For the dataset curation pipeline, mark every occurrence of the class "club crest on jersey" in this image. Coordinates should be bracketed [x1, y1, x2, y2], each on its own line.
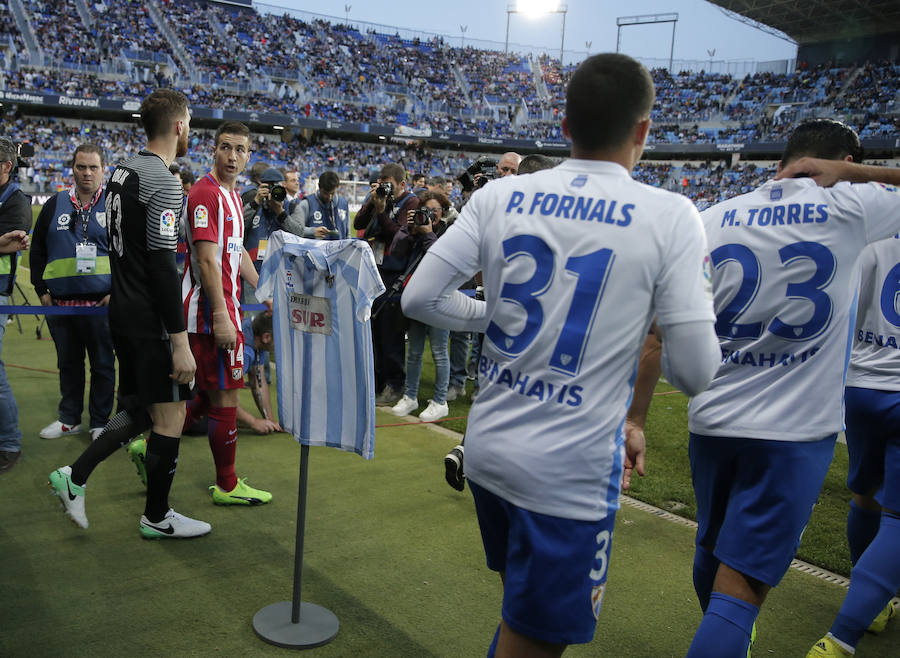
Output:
[193, 204, 209, 228]
[231, 367, 242, 380]
[591, 584, 606, 620]
[159, 209, 177, 237]
[95, 211, 106, 228]
[56, 213, 71, 230]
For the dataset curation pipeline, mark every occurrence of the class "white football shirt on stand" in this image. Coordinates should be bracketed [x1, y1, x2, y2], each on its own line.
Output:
[847, 235, 900, 391]
[690, 179, 900, 441]
[427, 159, 715, 521]
[257, 231, 385, 459]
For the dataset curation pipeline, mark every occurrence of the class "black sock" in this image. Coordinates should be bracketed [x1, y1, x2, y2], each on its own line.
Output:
[143, 431, 180, 522]
[70, 410, 153, 485]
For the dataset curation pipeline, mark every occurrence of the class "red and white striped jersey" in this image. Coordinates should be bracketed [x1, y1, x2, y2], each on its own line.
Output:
[182, 173, 244, 334]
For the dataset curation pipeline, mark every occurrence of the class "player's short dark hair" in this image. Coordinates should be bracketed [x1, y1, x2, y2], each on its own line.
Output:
[179, 168, 195, 185]
[252, 312, 273, 338]
[781, 119, 863, 166]
[72, 143, 103, 167]
[380, 163, 406, 184]
[168, 162, 180, 174]
[518, 154, 555, 175]
[139, 89, 189, 141]
[319, 171, 340, 192]
[565, 53, 655, 152]
[214, 121, 251, 147]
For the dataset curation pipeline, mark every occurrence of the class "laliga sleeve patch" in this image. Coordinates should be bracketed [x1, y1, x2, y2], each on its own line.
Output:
[159, 209, 177, 237]
[193, 204, 209, 228]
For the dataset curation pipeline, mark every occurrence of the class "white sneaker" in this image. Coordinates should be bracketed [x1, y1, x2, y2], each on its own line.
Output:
[390, 395, 419, 417]
[419, 400, 449, 422]
[40, 420, 83, 439]
[139, 509, 212, 539]
[48, 465, 88, 528]
[89, 427, 104, 441]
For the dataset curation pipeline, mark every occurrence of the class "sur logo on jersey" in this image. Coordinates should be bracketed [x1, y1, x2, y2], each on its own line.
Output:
[194, 204, 209, 228]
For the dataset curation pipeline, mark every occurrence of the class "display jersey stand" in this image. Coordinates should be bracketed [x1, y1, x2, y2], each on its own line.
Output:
[253, 443, 339, 649]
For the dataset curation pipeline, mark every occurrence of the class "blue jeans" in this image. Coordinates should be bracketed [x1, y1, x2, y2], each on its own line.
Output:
[0, 295, 21, 451]
[46, 312, 116, 428]
[448, 331, 470, 389]
[405, 320, 450, 404]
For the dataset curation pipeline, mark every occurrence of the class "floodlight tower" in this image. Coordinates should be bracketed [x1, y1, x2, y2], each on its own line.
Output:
[505, 1, 568, 65]
[616, 13, 679, 71]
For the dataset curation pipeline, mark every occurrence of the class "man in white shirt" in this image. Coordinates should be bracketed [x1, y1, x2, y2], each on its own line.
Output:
[403, 53, 719, 658]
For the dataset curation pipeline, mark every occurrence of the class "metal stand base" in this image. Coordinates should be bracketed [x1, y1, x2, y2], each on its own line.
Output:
[253, 601, 339, 649]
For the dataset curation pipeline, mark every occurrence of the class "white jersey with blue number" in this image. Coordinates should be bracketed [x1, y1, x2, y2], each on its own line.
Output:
[428, 159, 715, 521]
[256, 231, 385, 459]
[690, 178, 900, 441]
[847, 236, 900, 391]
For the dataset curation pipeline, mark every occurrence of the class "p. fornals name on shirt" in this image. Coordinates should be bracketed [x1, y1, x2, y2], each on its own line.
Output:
[505, 192, 634, 226]
[719, 203, 829, 228]
[719, 345, 820, 368]
[478, 356, 584, 406]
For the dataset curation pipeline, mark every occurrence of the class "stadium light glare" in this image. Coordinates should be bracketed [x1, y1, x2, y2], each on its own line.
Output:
[130, 113, 141, 118]
[273, 125, 284, 130]
[516, 0, 559, 17]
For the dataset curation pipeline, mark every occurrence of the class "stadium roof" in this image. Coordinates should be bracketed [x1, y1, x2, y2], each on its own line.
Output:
[707, 0, 900, 45]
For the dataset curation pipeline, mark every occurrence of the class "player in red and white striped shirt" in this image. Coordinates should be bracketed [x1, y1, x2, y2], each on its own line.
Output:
[182, 121, 272, 507]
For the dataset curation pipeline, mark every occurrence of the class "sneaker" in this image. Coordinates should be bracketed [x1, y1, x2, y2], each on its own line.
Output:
[445, 384, 463, 402]
[390, 395, 419, 417]
[209, 477, 273, 505]
[128, 437, 147, 487]
[48, 466, 88, 528]
[806, 635, 852, 657]
[375, 385, 402, 406]
[40, 420, 83, 439]
[419, 400, 449, 422]
[868, 600, 897, 633]
[139, 508, 211, 539]
[89, 427, 104, 441]
[444, 445, 465, 491]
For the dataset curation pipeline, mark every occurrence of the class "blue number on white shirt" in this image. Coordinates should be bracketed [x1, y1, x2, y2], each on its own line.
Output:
[486, 234, 614, 377]
[712, 241, 836, 341]
[879, 262, 900, 328]
[710, 244, 763, 340]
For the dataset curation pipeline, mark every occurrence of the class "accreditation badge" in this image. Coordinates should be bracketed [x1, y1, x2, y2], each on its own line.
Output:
[75, 242, 98, 273]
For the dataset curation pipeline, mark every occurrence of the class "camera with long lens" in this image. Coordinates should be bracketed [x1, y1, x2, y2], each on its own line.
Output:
[457, 155, 498, 192]
[374, 181, 394, 200]
[270, 184, 287, 203]
[413, 206, 436, 226]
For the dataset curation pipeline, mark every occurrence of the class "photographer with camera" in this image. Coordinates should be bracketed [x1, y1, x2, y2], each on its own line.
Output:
[0, 137, 32, 474]
[353, 163, 419, 405]
[284, 171, 349, 240]
[243, 167, 288, 275]
[388, 190, 453, 422]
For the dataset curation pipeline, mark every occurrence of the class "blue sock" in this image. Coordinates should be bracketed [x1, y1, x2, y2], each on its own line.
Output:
[847, 500, 881, 565]
[693, 545, 720, 612]
[686, 592, 759, 658]
[486, 624, 500, 658]
[831, 512, 900, 648]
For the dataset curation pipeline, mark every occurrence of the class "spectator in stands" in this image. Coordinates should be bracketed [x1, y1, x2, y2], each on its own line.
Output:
[411, 173, 426, 192]
[0, 136, 32, 474]
[31, 143, 115, 442]
[285, 171, 349, 240]
[282, 169, 301, 210]
[354, 162, 419, 405]
[497, 151, 521, 176]
[389, 190, 452, 422]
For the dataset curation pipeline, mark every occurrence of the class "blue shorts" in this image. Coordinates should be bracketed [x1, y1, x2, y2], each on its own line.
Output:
[689, 432, 836, 588]
[469, 480, 614, 645]
[845, 386, 900, 511]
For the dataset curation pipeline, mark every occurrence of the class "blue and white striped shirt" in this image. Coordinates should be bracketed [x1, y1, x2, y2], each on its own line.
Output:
[257, 231, 385, 459]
